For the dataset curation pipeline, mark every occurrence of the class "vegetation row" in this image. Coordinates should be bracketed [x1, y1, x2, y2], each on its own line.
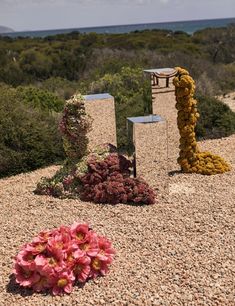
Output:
[0, 26, 235, 177]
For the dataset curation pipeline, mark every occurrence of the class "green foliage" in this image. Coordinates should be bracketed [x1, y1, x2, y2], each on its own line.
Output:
[196, 95, 235, 139]
[16, 86, 65, 112]
[19, 48, 53, 79]
[88, 67, 152, 148]
[0, 83, 64, 178]
[0, 26, 235, 91]
[0, 26, 235, 178]
[193, 25, 235, 63]
[39, 77, 78, 100]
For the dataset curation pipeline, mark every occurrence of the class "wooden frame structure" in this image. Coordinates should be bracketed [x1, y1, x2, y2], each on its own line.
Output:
[144, 68, 177, 102]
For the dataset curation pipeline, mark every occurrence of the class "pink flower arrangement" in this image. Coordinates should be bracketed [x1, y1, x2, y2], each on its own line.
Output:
[13, 222, 115, 295]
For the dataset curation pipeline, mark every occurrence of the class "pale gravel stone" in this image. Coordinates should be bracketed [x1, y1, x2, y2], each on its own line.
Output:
[0, 133, 234, 306]
[84, 94, 117, 150]
[0, 86, 234, 305]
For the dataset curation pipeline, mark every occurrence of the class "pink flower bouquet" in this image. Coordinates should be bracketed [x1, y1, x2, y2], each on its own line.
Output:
[13, 222, 115, 295]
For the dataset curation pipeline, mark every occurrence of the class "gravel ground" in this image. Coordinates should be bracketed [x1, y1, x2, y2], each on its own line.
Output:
[85, 94, 117, 150]
[0, 133, 234, 306]
[0, 88, 234, 305]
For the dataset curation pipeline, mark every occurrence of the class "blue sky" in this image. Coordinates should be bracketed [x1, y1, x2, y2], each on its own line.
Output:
[1, 0, 235, 31]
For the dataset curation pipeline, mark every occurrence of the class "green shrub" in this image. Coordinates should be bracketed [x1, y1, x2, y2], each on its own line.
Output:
[39, 77, 78, 100]
[0, 83, 64, 178]
[16, 85, 65, 112]
[196, 95, 235, 139]
[19, 48, 53, 79]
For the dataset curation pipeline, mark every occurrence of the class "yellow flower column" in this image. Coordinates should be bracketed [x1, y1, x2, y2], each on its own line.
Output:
[173, 67, 231, 175]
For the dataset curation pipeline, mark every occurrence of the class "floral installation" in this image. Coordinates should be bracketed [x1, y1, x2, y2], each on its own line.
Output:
[35, 144, 155, 204]
[35, 92, 156, 204]
[13, 222, 115, 295]
[59, 94, 92, 162]
[173, 67, 231, 175]
[79, 149, 155, 204]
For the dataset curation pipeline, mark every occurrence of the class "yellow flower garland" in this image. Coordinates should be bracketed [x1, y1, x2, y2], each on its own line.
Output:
[173, 67, 231, 175]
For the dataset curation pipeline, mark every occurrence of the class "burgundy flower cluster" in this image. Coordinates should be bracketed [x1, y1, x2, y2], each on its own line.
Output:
[13, 222, 115, 295]
[80, 153, 155, 204]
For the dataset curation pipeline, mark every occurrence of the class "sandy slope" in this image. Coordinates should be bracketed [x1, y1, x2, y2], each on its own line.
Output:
[0, 87, 234, 305]
[0, 132, 234, 306]
[218, 92, 235, 112]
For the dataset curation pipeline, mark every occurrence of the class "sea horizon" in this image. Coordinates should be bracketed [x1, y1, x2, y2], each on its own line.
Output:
[2, 16, 235, 38]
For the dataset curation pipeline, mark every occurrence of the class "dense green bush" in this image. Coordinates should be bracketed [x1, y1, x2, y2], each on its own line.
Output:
[16, 86, 65, 112]
[196, 95, 235, 139]
[19, 48, 53, 79]
[39, 77, 78, 100]
[0, 84, 64, 178]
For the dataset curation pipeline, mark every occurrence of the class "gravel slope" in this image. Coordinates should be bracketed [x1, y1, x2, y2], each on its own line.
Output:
[1, 88, 235, 305]
[0, 133, 234, 306]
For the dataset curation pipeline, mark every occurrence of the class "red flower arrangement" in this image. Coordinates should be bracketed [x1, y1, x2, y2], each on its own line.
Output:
[13, 222, 115, 295]
[80, 153, 155, 204]
[35, 144, 156, 205]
